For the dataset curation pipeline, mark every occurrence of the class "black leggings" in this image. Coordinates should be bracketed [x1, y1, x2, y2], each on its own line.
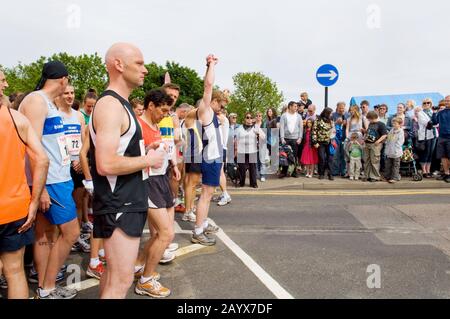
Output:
[318, 143, 332, 176]
[237, 153, 257, 187]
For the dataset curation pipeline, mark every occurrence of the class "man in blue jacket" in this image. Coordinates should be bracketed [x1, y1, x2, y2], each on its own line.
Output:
[432, 98, 450, 183]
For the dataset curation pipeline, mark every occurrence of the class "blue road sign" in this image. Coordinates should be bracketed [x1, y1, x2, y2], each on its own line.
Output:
[316, 64, 339, 87]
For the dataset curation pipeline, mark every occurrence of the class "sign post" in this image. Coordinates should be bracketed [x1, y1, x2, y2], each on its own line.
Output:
[316, 64, 339, 108]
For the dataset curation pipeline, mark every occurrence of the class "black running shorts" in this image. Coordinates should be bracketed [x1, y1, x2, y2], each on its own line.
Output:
[185, 163, 202, 174]
[437, 137, 450, 159]
[70, 167, 85, 189]
[93, 212, 147, 239]
[147, 175, 174, 209]
[0, 217, 34, 252]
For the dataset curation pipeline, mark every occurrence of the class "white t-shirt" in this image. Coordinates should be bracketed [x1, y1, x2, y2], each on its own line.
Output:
[286, 112, 297, 134]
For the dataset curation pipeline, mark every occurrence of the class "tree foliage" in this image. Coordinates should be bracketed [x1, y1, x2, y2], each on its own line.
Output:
[2, 53, 107, 100]
[2, 55, 204, 108]
[227, 72, 284, 122]
[131, 61, 204, 107]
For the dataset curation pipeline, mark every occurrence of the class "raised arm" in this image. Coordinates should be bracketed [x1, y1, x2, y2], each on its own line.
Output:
[198, 54, 218, 123]
[93, 96, 164, 176]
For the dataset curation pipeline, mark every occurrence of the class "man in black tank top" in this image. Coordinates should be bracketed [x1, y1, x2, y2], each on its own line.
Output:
[89, 43, 165, 299]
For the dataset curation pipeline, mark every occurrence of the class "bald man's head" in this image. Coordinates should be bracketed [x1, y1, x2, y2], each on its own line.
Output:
[105, 43, 148, 89]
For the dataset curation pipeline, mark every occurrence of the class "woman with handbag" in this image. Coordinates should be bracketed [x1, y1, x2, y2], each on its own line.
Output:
[417, 99, 438, 178]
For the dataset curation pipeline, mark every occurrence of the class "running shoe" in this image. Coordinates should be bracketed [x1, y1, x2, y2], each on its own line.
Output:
[182, 210, 197, 222]
[35, 286, 77, 299]
[204, 224, 220, 235]
[134, 267, 160, 281]
[191, 232, 216, 246]
[217, 194, 231, 207]
[135, 277, 171, 298]
[0, 275, 7, 289]
[81, 221, 93, 234]
[175, 204, 186, 213]
[86, 262, 104, 280]
[159, 250, 175, 264]
[28, 267, 65, 284]
[167, 243, 179, 252]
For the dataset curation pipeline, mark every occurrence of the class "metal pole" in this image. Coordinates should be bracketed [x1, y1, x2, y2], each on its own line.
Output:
[325, 87, 329, 108]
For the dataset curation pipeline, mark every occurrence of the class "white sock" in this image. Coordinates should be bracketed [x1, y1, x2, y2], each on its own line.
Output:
[194, 227, 203, 235]
[223, 191, 229, 198]
[202, 220, 209, 229]
[134, 265, 144, 273]
[38, 287, 55, 297]
[98, 249, 105, 258]
[90, 258, 100, 268]
[140, 276, 153, 284]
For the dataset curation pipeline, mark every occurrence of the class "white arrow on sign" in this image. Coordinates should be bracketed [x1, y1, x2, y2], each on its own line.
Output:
[317, 70, 338, 81]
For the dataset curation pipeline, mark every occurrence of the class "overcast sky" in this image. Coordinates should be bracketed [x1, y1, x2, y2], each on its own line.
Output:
[1, 0, 449, 109]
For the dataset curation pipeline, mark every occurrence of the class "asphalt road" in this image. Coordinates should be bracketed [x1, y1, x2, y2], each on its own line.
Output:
[4, 189, 450, 300]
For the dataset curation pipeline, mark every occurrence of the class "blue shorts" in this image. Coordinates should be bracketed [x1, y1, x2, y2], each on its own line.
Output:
[201, 161, 222, 187]
[44, 181, 77, 225]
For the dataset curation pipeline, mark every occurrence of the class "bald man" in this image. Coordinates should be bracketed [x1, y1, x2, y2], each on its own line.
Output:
[89, 43, 165, 299]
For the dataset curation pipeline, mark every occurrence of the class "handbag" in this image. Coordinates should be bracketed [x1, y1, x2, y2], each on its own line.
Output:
[415, 129, 427, 152]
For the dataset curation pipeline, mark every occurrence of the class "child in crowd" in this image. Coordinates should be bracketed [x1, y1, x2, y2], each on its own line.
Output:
[364, 111, 388, 182]
[384, 117, 405, 183]
[346, 132, 363, 180]
[301, 119, 319, 178]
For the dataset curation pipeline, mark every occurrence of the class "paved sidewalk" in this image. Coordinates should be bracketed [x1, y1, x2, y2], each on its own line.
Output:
[230, 175, 450, 191]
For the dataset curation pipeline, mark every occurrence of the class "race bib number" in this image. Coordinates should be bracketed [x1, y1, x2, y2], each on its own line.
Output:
[162, 138, 175, 157]
[66, 134, 82, 156]
[140, 140, 149, 180]
[57, 135, 71, 166]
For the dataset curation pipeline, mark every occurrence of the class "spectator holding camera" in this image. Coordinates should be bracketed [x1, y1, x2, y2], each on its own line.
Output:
[417, 98, 438, 178]
[432, 98, 450, 183]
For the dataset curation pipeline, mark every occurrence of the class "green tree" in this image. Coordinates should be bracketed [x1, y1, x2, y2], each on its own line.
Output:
[227, 72, 284, 122]
[3, 53, 107, 100]
[131, 61, 204, 107]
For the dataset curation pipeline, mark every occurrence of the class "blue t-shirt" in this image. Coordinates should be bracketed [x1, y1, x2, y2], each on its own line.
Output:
[433, 109, 450, 139]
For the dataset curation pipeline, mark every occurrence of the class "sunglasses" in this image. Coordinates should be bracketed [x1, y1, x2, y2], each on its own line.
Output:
[423, 102, 431, 105]
[246, 116, 253, 119]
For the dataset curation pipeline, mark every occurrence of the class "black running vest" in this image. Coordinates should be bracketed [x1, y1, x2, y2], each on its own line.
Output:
[89, 90, 148, 215]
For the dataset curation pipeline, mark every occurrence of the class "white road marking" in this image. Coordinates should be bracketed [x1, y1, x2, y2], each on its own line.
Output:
[66, 278, 99, 291]
[142, 221, 191, 235]
[175, 244, 207, 257]
[210, 219, 294, 299]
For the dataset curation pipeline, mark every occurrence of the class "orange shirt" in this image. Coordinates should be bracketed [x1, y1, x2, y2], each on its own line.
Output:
[138, 117, 161, 147]
[0, 106, 31, 225]
[138, 117, 170, 176]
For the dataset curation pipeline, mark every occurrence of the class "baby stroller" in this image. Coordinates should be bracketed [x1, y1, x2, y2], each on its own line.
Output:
[399, 137, 422, 182]
[279, 144, 296, 176]
[226, 162, 240, 187]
